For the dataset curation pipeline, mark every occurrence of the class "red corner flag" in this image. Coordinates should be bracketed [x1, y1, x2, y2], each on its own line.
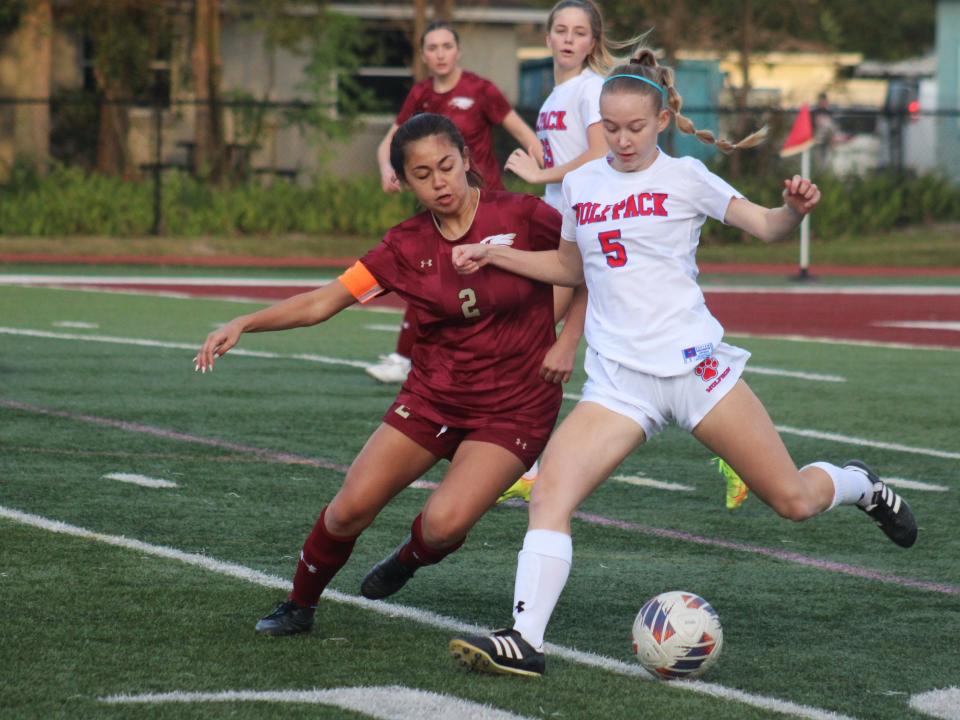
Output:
[780, 104, 814, 157]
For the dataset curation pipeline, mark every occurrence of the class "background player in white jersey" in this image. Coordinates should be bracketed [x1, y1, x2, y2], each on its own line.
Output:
[499, 0, 637, 501]
[448, 49, 918, 677]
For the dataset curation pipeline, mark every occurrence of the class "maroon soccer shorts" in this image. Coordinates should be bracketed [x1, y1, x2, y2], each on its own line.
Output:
[382, 400, 552, 469]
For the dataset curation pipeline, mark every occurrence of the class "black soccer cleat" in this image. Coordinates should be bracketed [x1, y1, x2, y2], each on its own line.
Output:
[846, 460, 918, 548]
[449, 628, 545, 677]
[360, 535, 416, 600]
[254, 599, 315, 636]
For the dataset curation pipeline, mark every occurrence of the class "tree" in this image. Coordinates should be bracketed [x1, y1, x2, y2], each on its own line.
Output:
[191, 0, 225, 181]
[58, 0, 171, 177]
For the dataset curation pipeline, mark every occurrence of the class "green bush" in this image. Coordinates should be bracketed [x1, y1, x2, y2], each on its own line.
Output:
[1, 164, 957, 239]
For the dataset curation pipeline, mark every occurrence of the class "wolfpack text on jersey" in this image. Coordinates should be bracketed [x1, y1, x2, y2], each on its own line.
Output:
[536, 68, 603, 210]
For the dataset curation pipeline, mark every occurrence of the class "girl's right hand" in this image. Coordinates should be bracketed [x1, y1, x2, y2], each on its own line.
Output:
[195, 319, 244, 373]
[452, 244, 490, 274]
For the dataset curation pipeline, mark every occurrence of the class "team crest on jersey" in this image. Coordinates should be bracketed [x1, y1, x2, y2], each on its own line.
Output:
[449, 96, 474, 110]
[480, 233, 516, 246]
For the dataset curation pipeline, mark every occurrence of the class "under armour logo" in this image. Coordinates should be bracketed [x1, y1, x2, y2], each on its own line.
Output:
[515, 600, 525, 613]
[514, 438, 527, 450]
[420, 259, 433, 268]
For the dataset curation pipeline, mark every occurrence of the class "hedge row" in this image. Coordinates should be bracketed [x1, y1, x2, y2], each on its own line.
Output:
[1, 163, 958, 239]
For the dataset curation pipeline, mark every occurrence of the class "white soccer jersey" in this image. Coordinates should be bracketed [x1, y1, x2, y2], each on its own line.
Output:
[536, 68, 603, 210]
[560, 151, 744, 377]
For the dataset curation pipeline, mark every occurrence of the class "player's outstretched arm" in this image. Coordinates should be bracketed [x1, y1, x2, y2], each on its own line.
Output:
[452, 239, 583, 287]
[194, 281, 356, 372]
[724, 175, 821, 243]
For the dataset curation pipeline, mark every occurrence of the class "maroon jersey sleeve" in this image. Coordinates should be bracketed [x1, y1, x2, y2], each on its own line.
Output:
[395, 81, 428, 125]
[478, 78, 512, 126]
[355, 229, 411, 294]
[525, 196, 562, 251]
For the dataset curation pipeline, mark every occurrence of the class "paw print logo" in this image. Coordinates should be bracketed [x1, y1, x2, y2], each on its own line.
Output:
[695, 357, 719, 382]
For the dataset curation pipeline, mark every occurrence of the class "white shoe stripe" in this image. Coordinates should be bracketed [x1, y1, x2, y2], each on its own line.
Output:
[893, 494, 902, 513]
[504, 636, 523, 659]
[491, 635, 513, 659]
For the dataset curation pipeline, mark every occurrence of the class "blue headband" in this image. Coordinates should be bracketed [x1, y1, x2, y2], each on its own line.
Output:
[604, 74, 666, 97]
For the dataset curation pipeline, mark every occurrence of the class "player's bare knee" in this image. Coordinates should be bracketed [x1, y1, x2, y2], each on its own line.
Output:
[325, 498, 376, 536]
[769, 492, 818, 522]
[419, 511, 469, 549]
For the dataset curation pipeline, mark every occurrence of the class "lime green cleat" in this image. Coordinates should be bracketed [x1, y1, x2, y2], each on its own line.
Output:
[714, 457, 749, 509]
[497, 476, 536, 504]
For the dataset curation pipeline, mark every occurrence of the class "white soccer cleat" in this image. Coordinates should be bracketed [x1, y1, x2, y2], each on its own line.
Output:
[365, 352, 412, 384]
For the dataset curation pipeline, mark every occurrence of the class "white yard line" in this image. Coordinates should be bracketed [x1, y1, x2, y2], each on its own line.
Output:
[0, 505, 855, 720]
[103, 472, 178, 489]
[101, 687, 535, 720]
[611, 475, 695, 492]
[884, 478, 949, 492]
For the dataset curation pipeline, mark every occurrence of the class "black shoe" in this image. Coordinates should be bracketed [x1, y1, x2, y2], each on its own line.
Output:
[360, 535, 416, 599]
[449, 628, 545, 677]
[846, 460, 918, 548]
[254, 599, 315, 636]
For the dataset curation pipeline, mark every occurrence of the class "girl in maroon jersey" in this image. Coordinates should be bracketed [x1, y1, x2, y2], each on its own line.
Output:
[195, 113, 568, 637]
[367, 20, 544, 385]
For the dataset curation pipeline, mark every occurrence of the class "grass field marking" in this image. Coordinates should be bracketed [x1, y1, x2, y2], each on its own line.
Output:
[876, 320, 960, 332]
[705, 285, 960, 296]
[0, 505, 855, 720]
[611, 475, 696, 492]
[743, 366, 846, 383]
[0, 327, 373, 369]
[907, 687, 960, 720]
[574, 509, 960, 596]
[776, 425, 960, 461]
[52, 320, 99, 329]
[0, 274, 333, 287]
[728, 331, 960, 353]
[365, 323, 404, 333]
[102, 472, 178, 489]
[884, 478, 949, 492]
[4, 398, 957, 596]
[0, 327, 852, 384]
[100, 686, 536, 720]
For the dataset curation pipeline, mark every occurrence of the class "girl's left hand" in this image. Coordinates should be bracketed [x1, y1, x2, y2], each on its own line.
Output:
[782, 175, 821, 215]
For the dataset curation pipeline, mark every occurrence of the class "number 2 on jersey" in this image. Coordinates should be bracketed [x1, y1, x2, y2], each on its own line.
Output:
[459, 288, 481, 318]
[598, 229, 627, 268]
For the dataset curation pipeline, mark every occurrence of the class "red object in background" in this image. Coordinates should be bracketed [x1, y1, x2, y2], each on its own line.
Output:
[780, 104, 815, 157]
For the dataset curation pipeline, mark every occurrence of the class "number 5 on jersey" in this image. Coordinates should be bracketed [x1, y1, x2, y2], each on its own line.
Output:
[598, 229, 627, 268]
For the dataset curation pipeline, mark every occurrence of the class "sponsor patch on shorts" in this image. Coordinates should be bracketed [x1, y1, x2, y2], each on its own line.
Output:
[682, 343, 714, 364]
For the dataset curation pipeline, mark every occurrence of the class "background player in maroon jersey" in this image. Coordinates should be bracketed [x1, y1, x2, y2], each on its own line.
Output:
[195, 113, 568, 637]
[367, 21, 544, 385]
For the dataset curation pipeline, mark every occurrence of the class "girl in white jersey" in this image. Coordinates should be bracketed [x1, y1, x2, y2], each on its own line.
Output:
[499, 0, 636, 502]
[449, 49, 918, 678]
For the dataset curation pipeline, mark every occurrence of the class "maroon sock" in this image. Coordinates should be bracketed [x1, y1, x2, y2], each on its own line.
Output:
[396, 513, 464, 569]
[289, 506, 358, 607]
[395, 306, 419, 358]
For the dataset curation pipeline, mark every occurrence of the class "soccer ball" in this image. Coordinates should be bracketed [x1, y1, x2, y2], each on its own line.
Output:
[631, 590, 723, 680]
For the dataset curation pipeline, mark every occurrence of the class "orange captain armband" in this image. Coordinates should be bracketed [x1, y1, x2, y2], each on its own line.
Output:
[338, 261, 384, 304]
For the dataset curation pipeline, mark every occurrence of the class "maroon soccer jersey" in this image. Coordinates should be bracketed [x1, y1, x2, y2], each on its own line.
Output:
[358, 190, 562, 429]
[396, 71, 512, 190]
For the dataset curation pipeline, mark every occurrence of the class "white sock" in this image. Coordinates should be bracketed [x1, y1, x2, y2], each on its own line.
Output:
[803, 461, 874, 511]
[511, 529, 572, 651]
